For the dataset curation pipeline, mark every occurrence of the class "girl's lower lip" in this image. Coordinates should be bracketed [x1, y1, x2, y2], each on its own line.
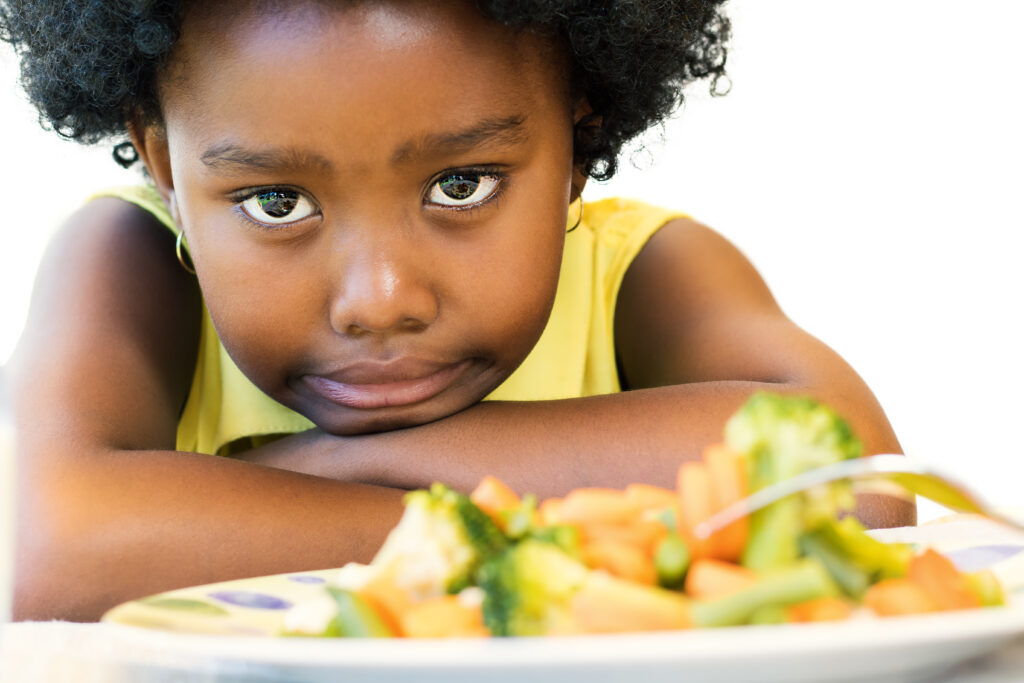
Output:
[302, 361, 471, 410]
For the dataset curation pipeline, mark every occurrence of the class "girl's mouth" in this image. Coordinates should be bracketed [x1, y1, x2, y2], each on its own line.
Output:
[301, 359, 473, 410]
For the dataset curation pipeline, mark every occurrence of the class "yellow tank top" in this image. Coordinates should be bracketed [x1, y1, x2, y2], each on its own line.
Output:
[97, 186, 683, 455]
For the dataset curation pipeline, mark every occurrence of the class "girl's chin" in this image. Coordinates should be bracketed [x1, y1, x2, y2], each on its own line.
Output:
[284, 360, 510, 435]
[311, 404, 462, 436]
[306, 385, 495, 435]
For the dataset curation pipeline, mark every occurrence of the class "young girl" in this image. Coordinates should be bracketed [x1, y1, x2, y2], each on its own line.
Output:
[2, 0, 914, 621]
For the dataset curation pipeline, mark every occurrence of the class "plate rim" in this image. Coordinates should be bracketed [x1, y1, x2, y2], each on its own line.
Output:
[103, 597, 1024, 669]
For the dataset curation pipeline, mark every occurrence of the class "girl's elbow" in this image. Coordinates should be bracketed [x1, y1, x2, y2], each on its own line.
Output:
[12, 489, 115, 622]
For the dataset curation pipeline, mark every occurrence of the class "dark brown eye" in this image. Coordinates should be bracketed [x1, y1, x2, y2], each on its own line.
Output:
[438, 174, 480, 200]
[239, 189, 316, 226]
[428, 173, 500, 207]
[256, 190, 299, 217]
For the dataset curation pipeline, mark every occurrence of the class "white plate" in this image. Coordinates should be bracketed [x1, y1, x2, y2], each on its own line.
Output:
[102, 600, 1024, 683]
[100, 516, 1024, 682]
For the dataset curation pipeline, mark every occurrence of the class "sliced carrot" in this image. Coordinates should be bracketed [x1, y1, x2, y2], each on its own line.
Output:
[572, 571, 691, 633]
[558, 488, 640, 525]
[580, 538, 658, 585]
[537, 497, 564, 525]
[399, 595, 489, 638]
[863, 578, 938, 617]
[625, 483, 678, 513]
[677, 461, 716, 558]
[357, 565, 413, 636]
[577, 519, 669, 555]
[786, 597, 853, 623]
[908, 549, 981, 611]
[683, 558, 759, 599]
[702, 443, 749, 562]
[470, 475, 521, 526]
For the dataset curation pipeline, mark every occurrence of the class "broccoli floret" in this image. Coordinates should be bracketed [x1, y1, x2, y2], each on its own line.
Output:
[724, 393, 862, 569]
[371, 483, 508, 598]
[726, 392, 863, 485]
[477, 539, 590, 636]
[496, 493, 582, 557]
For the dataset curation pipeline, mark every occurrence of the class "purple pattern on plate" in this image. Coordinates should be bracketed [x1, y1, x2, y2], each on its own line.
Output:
[288, 575, 327, 584]
[943, 545, 1024, 572]
[208, 590, 292, 610]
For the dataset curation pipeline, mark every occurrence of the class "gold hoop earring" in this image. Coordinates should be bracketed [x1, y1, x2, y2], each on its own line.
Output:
[567, 198, 584, 234]
[175, 231, 196, 275]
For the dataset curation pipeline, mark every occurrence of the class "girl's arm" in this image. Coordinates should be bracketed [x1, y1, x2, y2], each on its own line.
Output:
[9, 199, 405, 622]
[243, 217, 915, 528]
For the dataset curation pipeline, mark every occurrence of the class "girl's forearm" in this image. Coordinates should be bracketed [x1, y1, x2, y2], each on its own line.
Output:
[15, 446, 405, 622]
[244, 382, 909, 500]
[242, 380, 915, 529]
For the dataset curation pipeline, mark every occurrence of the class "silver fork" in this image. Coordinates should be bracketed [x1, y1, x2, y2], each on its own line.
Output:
[694, 454, 1024, 539]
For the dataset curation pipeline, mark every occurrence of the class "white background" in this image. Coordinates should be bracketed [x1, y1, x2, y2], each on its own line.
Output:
[1, 1, 1022, 520]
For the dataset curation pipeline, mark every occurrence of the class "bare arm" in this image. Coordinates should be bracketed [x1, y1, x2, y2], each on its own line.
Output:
[13, 207, 909, 621]
[10, 199, 404, 622]
[243, 218, 915, 526]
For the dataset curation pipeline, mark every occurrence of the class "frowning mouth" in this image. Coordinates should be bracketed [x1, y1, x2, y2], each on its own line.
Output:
[301, 359, 473, 410]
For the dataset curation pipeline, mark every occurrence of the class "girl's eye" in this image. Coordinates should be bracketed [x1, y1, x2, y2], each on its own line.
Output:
[239, 189, 316, 225]
[427, 172, 500, 208]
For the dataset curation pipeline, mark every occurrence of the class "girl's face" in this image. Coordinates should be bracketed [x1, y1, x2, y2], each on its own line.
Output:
[151, 0, 580, 435]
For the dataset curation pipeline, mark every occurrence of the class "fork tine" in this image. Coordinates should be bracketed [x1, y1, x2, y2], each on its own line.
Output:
[694, 455, 1023, 540]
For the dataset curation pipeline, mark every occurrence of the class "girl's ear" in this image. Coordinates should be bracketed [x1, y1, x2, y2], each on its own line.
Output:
[570, 99, 598, 202]
[126, 116, 181, 226]
[570, 165, 588, 203]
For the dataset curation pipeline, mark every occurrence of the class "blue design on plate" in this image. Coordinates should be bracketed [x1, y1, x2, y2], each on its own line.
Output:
[208, 590, 293, 610]
[288, 575, 327, 584]
[943, 545, 1024, 572]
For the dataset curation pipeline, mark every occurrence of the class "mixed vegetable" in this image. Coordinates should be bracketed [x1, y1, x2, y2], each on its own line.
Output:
[282, 392, 1006, 638]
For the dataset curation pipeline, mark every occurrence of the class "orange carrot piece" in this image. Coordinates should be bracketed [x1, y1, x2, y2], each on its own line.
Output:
[572, 571, 691, 633]
[399, 595, 490, 638]
[684, 558, 759, 599]
[863, 578, 938, 617]
[577, 520, 669, 555]
[358, 565, 413, 636]
[786, 597, 854, 623]
[580, 538, 658, 585]
[537, 497, 564, 525]
[702, 443, 749, 562]
[558, 488, 640, 525]
[677, 461, 716, 558]
[470, 475, 522, 529]
[908, 549, 981, 611]
[625, 483, 679, 512]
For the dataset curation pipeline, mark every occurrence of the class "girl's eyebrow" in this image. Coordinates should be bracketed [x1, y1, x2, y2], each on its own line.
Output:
[200, 143, 334, 175]
[389, 114, 528, 165]
[198, 114, 528, 175]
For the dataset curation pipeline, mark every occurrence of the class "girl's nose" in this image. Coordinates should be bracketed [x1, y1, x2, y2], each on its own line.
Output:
[328, 241, 439, 338]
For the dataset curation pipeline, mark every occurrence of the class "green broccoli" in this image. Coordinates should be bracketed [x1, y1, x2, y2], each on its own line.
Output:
[370, 483, 508, 598]
[724, 392, 862, 570]
[477, 538, 590, 636]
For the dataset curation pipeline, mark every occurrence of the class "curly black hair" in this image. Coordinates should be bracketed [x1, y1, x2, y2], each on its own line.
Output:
[0, 0, 729, 180]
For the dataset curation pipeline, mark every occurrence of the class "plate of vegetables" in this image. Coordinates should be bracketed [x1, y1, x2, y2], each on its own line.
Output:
[102, 393, 1024, 682]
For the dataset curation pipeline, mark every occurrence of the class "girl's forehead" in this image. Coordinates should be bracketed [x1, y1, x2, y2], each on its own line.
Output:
[171, 0, 558, 78]
[158, 0, 572, 174]
[182, 0, 447, 51]
[164, 0, 567, 109]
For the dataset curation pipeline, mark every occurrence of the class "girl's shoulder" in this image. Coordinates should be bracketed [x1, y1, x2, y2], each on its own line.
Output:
[583, 197, 688, 241]
[88, 185, 177, 235]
